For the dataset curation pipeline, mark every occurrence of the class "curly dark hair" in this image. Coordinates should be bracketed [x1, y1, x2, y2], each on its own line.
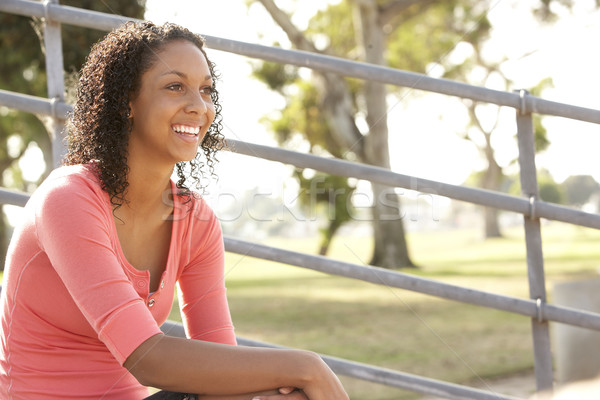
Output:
[65, 21, 225, 208]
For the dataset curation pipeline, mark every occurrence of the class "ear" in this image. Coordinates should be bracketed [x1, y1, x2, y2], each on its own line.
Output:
[128, 102, 133, 119]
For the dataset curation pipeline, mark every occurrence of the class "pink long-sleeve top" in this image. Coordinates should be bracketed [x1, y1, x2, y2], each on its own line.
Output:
[0, 164, 236, 399]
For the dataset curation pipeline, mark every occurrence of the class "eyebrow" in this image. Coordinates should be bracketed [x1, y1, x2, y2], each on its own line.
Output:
[160, 70, 212, 82]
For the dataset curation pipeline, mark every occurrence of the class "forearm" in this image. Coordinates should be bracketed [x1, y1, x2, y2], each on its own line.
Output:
[125, 334, 316, 396]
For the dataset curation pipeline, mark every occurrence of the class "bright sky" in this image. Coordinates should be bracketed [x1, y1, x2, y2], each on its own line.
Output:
[143, 0, 600, 196]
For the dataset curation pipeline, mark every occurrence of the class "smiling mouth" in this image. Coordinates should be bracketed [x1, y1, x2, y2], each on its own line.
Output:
[172, 124, 200, 136]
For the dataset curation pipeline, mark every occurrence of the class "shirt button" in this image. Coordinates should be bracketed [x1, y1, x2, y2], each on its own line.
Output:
[148, 299, 155, 307]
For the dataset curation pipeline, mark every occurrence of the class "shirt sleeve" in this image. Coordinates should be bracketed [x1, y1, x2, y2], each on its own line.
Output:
[177, 197, 237, 345]
[34, 173, 163, 365]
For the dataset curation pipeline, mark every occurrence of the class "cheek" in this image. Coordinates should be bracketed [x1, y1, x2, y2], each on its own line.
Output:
[209, 101, 216, 116]
[207, 103, 217, 124]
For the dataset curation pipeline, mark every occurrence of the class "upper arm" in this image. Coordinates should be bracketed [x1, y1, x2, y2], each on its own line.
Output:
[34, 175, 162, 363]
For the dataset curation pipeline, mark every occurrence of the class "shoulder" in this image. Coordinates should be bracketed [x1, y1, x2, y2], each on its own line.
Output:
[30, 164, 108, 214]
[37, 164, 103, 194]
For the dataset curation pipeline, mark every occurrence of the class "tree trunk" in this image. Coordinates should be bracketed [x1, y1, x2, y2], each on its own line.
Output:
[355, 0, 414, 268]
[369, 182, 414, 267]
[318, 219, 342, 256]
[483, 206, 501, 238]
[481, 131, 503, 238]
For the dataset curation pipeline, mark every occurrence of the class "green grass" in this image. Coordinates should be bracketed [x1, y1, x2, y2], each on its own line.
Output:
[184, 222, 600, 399]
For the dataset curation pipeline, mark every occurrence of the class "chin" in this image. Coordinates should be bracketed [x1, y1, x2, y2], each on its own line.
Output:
[180, 152, 200, 163]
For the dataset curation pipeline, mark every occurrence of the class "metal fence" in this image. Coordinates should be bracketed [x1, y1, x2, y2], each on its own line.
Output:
[1, 1, 600, 399]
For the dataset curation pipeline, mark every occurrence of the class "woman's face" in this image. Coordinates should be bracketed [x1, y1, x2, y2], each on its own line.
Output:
[127, 39, 216, 168]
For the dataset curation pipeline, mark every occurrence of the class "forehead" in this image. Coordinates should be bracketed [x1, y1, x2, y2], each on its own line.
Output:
[146, 40, 211, 77]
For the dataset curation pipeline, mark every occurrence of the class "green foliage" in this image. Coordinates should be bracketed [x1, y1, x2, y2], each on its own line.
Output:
[538, 177, 566, 204]
[60, 1, 146, 73]
[0, 15, 46, 95]
[509, 170, 566, 204]
[295, 170, 356, 221]
[561, 175, 600, 206]
[386, 1, 491, 75]
[250, 59, 298, 91]
[533, 0, 575, 21]
[529, 77, 554, 152]
[272, 81, 341, 156]
[307, 1, 355, 55]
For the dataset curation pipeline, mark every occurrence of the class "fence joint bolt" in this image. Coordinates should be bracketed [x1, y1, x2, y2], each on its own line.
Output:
[519, 89, 529, 115]
[536, 298, 545, 323]
[49, 96, 59, 121]
[42, 0, 52, 21]
[528, 195, 537, 220]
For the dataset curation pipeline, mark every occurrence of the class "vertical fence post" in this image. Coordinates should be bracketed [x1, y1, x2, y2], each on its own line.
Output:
[42, 0, 67, 167]
[515, 89, 554, 392]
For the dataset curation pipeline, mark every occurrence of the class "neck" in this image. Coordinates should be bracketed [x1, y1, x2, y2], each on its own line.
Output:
[121, 159, 175, 216]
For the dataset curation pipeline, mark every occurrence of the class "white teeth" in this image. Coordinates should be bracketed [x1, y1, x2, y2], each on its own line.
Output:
[173, 124, 200, 135]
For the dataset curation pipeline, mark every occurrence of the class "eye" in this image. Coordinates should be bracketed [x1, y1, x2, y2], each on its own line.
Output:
[200, 86, 214, 96]
[166, 83, 184, 91]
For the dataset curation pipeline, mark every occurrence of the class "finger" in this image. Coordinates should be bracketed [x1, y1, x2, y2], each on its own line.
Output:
[253, 391, 307, 400]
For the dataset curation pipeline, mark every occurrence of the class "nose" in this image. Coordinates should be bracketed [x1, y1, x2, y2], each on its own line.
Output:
[184, 92, 210, 114]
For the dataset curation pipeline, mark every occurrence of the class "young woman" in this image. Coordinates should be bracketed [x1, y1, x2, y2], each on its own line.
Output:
[0, 21, 348, 400]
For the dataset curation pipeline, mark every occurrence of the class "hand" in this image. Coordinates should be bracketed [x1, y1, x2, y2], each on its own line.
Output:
[299, 353, 349, 400]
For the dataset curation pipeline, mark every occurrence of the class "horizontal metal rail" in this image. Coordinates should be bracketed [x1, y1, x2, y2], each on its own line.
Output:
[0, 188, 30, 207]
[0, 89, 71, 120]
[1, 0, 600, 124]
[0, 0, 131, 32]
[1, 89, 599, 230]
[223, 236, 600, 331]
[159, 321, 522, 400]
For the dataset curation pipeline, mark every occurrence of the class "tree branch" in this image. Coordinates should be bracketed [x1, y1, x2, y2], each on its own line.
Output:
[379, 0, 436, 26]
[254, 0, 319, 53]
[0, 143, 29, 173]
[253, 0, 366, 160]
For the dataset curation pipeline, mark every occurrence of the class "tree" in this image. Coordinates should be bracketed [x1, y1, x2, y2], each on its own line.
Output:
[252, 67, 356, 256]
[453, 0, 598, 238]
[252, 1, 591, 262]
[0, 1, 146, 269]
[251, 0, 496, 268]
[509, 169, 565, 205]
[458, 69, 552, 238]
[561, 175, 600, 206]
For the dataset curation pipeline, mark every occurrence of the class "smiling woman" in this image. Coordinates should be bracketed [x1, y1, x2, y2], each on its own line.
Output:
[0, 21, 348, 400]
